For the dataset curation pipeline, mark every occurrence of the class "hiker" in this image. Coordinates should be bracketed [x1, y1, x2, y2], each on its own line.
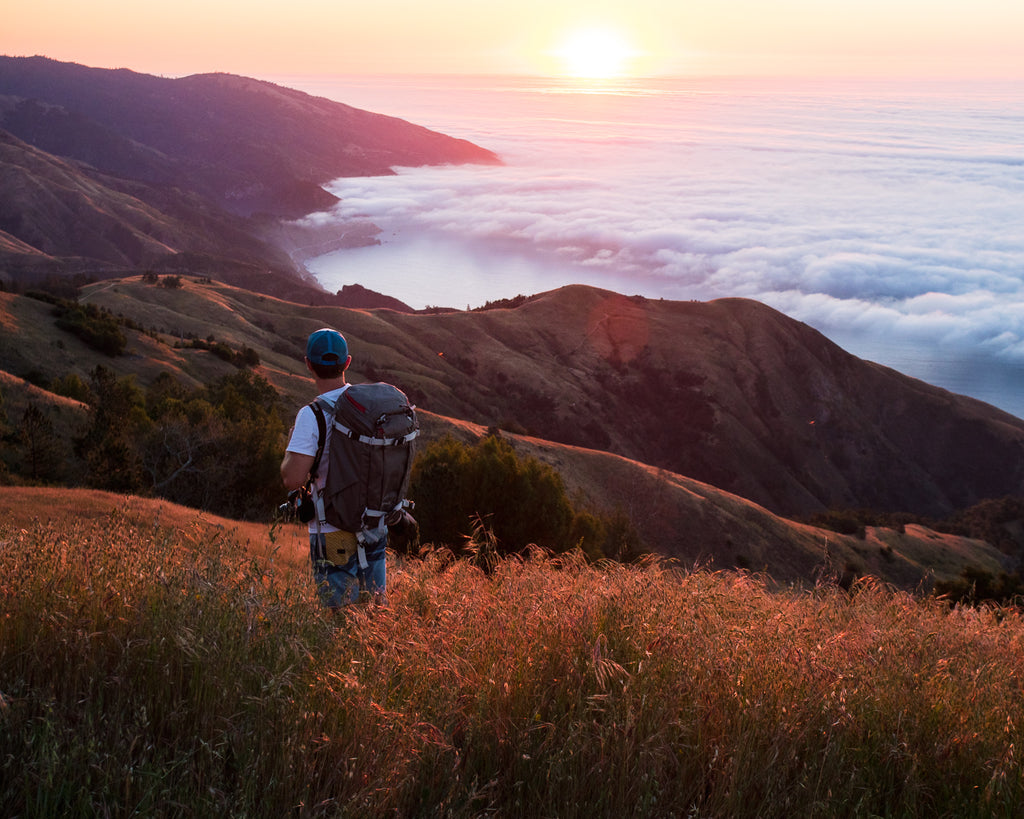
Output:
[281, 327, 417, 609]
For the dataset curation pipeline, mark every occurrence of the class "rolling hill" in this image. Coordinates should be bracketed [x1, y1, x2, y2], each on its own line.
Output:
[2, 276, 1020, 591]
[68, 278, 1024, 519]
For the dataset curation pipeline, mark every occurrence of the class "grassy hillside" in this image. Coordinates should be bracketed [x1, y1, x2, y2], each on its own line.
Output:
[0, 277, 1016, 590]
[72, 277, 1024, 519]
[0, 487, 310, 569]
[0, 129, 296, 276]
[2, 494, 1022, 817]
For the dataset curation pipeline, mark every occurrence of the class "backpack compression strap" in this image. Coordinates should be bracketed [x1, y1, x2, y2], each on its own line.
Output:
[331, 416, 419, 447]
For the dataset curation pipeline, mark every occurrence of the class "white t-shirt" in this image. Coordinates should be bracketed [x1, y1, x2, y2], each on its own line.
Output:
[286, 385, 349, 533]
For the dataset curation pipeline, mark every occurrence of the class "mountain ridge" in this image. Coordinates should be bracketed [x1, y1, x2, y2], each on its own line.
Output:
[0, 56, 498, 294]
[0, 57, 498, 216]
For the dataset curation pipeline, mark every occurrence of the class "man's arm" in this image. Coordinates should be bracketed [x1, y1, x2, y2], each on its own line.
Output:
[280, 450, 316, 491]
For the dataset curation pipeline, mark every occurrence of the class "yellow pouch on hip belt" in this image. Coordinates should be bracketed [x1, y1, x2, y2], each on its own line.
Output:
[323, 529, 358, 565]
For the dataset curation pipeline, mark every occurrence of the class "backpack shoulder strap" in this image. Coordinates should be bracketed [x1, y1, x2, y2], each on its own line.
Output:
[307, 386, 351, 478]
[307, 399, 328, 479]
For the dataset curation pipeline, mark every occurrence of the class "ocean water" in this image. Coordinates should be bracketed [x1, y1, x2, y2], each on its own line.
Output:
[277, 74, 1024, 418]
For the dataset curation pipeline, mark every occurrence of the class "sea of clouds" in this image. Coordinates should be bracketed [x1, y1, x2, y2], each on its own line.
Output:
[287, 75, 1024, 416]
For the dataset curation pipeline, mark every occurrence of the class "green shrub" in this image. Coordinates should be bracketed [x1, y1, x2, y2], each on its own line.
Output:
[52, 301, 127, 356]
[803, 509, 868, 539]
[174, 336, 261, 368]
[409, 434, 639, 560]
[50, 373, 91, 403]
[934, 565, 1024, 606]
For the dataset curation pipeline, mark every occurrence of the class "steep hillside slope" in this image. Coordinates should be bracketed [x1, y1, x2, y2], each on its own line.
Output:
[0, 129, 293, 276]
[0, 56, 498, 218]
[67, 278, 1024, 519]
[0, 56, 498, 289]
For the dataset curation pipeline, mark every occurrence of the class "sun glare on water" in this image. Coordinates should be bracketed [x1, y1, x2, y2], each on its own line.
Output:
[554, 27, 636, 79]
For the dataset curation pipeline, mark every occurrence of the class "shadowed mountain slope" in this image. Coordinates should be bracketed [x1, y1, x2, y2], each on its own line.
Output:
[0, 56, 498, 218]
[0, 56, 497, 292]
[0, 129, 293, 276]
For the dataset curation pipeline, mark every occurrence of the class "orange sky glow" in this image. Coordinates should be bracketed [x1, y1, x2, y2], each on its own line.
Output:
[3, 0, 1023, 80]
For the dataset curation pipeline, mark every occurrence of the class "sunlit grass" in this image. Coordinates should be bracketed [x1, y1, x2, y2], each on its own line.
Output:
[2, 512, 1022, 817]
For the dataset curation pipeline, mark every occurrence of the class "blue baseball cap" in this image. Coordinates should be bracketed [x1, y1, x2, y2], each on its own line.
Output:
[306, 328, 349, 367]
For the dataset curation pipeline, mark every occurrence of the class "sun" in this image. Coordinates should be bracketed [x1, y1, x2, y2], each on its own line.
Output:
[554, 27, 636, 79]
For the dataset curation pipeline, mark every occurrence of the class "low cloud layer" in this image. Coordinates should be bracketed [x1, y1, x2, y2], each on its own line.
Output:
[302, 77, 1024, 412]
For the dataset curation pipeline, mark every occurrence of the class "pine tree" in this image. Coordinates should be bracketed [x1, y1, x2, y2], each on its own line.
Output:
[19, 404, 64, 482]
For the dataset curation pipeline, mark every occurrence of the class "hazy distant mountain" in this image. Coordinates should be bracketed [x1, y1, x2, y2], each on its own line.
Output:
[0, 55, 498, 290]
[0, 56, 498, 216]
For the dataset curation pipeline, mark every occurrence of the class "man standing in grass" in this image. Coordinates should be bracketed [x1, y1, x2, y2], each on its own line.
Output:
[280, 328, 388, 609]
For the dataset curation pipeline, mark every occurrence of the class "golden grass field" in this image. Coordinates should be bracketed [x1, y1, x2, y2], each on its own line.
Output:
[0, 486, 311, 571]
[2, 486, 1023, 817]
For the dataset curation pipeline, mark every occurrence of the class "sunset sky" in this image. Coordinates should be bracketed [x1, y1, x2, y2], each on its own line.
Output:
[4, 0, 1023, 79]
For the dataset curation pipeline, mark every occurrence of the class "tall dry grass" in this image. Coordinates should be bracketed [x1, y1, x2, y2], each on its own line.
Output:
[1, 510, 1022, 817]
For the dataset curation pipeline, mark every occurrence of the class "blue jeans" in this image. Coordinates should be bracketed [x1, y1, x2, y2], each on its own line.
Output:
[309, 530, 387, 608]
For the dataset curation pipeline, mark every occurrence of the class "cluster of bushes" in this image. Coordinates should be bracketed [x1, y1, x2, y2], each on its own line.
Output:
[934, 566, 1024, 607]
[800, 507, 922, 538]
[409, 433, 641, 562]
[801, 498, 1024, 551]
[140, 272, 184, 288]
[174, 336, 260, 368]
[48, 298, 127, 356]
[24, 290, 159, 358]
[801, 509, 874, 539]
[472, 293, 532, 311]
[936, 496, 1024, 553]
[91, 368, 285, 518]
[799, 499, 1024, 606]
[1, 366, 286, 520]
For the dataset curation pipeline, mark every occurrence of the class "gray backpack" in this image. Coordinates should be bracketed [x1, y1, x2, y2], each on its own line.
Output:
[309, 382, 419, 559]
